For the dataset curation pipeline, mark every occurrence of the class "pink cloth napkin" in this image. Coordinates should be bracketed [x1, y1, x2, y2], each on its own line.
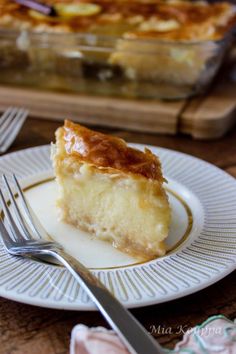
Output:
[70, 325, 130, 354]
[70, 315, 236, 354]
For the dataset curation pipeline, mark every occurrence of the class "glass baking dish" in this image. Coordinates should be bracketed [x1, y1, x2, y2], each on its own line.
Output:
[0, 26, 234, 100]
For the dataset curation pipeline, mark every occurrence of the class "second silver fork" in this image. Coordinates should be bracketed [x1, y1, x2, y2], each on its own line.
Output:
[0, 107, 28, 154]
[0, 174, 165, 354]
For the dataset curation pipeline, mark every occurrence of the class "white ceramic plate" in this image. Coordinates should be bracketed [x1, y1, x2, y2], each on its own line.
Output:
[0, 144, 235, 310]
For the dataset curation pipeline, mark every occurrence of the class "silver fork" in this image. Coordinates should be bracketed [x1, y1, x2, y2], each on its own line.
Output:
[0, 107, 28, 154]
[0, 174, 165, 354]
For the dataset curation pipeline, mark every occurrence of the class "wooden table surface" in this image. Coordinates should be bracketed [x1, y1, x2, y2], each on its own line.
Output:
[0, 118, 235, 354]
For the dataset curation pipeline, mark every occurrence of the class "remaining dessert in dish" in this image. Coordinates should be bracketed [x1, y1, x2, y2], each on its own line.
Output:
[0, 0, 236, 99]
[52, 120, 170, 260]
[0, 0, 235, 40]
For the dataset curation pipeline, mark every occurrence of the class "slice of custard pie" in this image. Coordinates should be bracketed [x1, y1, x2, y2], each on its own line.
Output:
[52, 120, 170, 260]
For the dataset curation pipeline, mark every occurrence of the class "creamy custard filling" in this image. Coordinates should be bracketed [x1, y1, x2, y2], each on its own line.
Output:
[56, 165, 169, 259]
[52, 121, 171, 261]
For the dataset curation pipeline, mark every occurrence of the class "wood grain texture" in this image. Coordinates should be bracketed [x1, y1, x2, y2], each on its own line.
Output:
[0, 68, 236, 139]
[180, 80, 236, 139]
[0, 86, 184, 134]
[180, 52, 236, 139]
[0, 118, 235, 354]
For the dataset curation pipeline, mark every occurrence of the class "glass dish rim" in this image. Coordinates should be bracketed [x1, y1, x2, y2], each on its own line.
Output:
[0, 27, 233, 48]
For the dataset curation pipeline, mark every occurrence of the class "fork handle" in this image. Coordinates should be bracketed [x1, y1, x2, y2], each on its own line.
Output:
[13, 0, 56, 16]
[47, 249, 164, 354]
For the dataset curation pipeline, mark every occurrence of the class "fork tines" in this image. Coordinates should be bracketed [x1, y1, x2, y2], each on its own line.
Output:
[0, 174, 31, 242]
[0, 174, 56, 255]
[0, 107, 28, 153]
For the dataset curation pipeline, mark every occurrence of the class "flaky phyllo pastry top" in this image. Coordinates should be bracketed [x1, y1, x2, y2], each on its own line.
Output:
[52, 120, 170, 259]
[57, 120, 165, 182]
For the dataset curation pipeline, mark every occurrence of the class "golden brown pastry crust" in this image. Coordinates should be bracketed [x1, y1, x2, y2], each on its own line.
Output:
[0, 0, 236, 40]
[61, 120, 164, 181]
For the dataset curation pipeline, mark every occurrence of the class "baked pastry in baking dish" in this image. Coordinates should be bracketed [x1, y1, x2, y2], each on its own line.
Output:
[0, 0, 235, 40]
[0, 0, 236, 97]
[52, 120, 170, 260]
